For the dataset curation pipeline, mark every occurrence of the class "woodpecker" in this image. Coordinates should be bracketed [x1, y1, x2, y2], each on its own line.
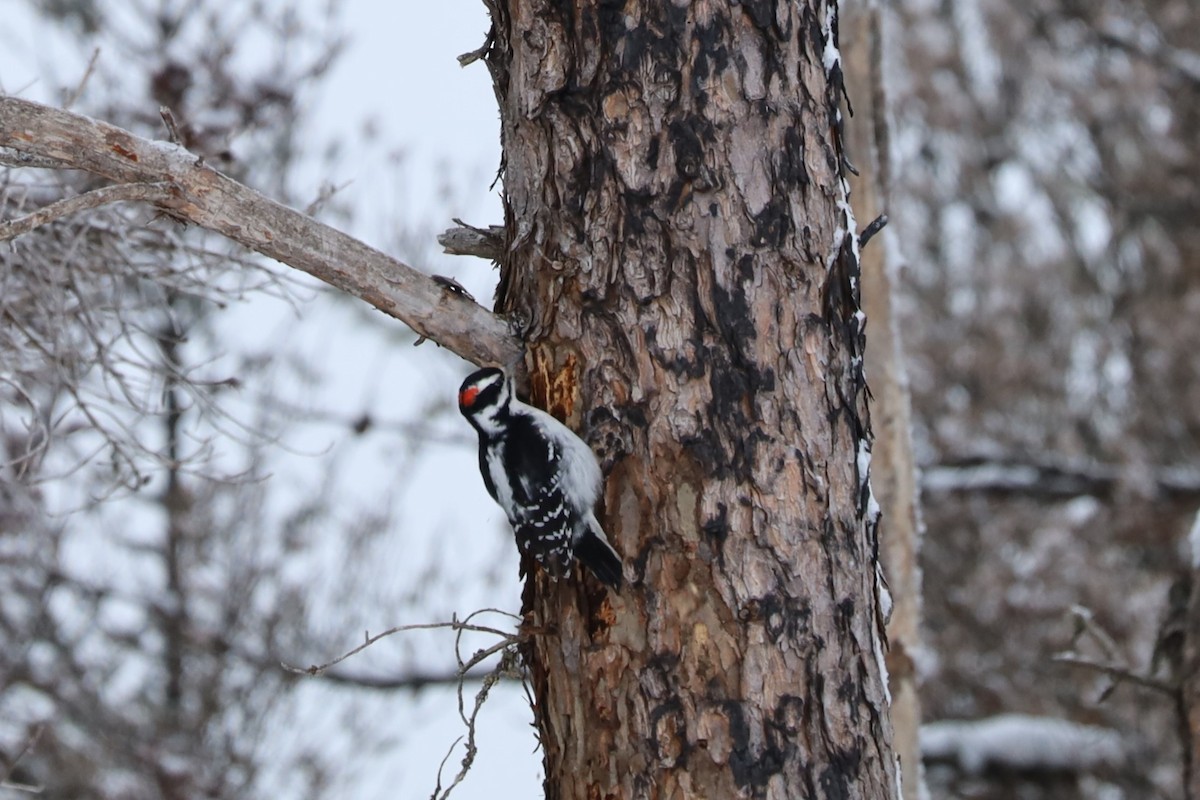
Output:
[458, 367, 623, 589]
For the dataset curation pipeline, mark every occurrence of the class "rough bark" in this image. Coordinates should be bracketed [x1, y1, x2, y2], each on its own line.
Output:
[841, 4, 927, 799]
[0, 97, 521, 370]
[484, 2, 898, 798]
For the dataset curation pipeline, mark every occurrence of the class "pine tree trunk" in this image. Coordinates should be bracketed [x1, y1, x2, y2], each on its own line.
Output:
[484, 2, 898, 797]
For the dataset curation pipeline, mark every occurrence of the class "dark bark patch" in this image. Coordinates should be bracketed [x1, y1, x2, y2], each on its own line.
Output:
[751, 193, 792, 248]
[650, 698, 689, 767]
[725, 700, 786, 792]
[712, 254, 759, 352]
[682, 427, 729, 479]
[692, 14, 732, 84]
[836, 597, 855, 630]
[819, 744, 863, 800]
[781, 124, 811, 187]
[631, 534, 663, 586]
[740, 0, 777, 36]
[702, 501, 729, 547]
[670, 117, 707, 180]
[760, 591, 812, 642]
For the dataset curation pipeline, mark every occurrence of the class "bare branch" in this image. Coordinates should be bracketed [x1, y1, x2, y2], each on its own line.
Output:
[1052, 652, 1176, 696]
[0, 723, 45, 794]
[0, 148, 72, 170]
[281, 612, 522, 677]
[280, 609, 527, 800]
[158, 106, 183, 145]
[0, 182, 177, 242]
[319, 667, 503, 690]
[922, 457, 1200, 498]
[1094, 19, 1200, 87]
[64, 47, 101, 110]
[1066, 604, 1123, 663]
[457, 28, 495, 67]
[438, 219, 504, 260]
[0, 96, 522, 369]
[434, 647, 522, 800]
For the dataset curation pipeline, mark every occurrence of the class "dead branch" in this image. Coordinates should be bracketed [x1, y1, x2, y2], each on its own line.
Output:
[432, 653, 516, 800]
[922, 457, 1200, 498]
[438, 219, 504, 260]
[282, 608, 527, 800]
[281, 610, 522, 677]
[0, 182, 177, 241]
[1052, 652, 1176, 696]
[0, 723, 45, 794]
[319, 667, 503, 690]
[64, 47, 101, 110]
[0, 96, 522, 370]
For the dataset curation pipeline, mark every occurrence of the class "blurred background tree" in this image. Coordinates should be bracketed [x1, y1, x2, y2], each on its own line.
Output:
[885, 0, 1200, 797]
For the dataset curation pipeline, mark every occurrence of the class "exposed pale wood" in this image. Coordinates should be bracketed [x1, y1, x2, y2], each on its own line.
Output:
[0, 96, 522, 370]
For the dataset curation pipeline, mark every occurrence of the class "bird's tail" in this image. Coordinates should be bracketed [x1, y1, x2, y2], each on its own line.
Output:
[576, 517, 624, 590]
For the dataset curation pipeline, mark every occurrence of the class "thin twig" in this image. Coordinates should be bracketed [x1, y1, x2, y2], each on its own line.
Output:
[282, 609, 527, 800]
[457, 28, 495, 67]
[858, 214, 888, 249]
[281, 609, 521, 677]
[1052, 652, 1176, 696]
[0, 723, 45, 794]
[431, 736, 466, 800]
[64, 47, 101, 110]
[434, 648, 521, 800]
[0, 182, 177, 242]
[159, 106, 184, 145]
[1067, 604, 1122, 662]
[303, 180, 352, 216]
[319, 667, 502, 690]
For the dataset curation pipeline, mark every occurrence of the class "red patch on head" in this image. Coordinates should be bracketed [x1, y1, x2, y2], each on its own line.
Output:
[459, 386, 480, 408]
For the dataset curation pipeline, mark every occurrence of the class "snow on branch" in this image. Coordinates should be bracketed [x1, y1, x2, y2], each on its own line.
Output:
[1190, 509, 1200, 571]
[922, 457, 1200, 498]
[921, 714, 1130, 775]
[0, 96, 522, 370]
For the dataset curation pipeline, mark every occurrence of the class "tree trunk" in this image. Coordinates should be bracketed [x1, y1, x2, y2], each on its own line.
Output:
[842, 4, 928, 799]
[484, 1, 898, 797]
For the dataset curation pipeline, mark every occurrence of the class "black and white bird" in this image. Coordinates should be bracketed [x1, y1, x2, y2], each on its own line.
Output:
[458, 367, 623, 590]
